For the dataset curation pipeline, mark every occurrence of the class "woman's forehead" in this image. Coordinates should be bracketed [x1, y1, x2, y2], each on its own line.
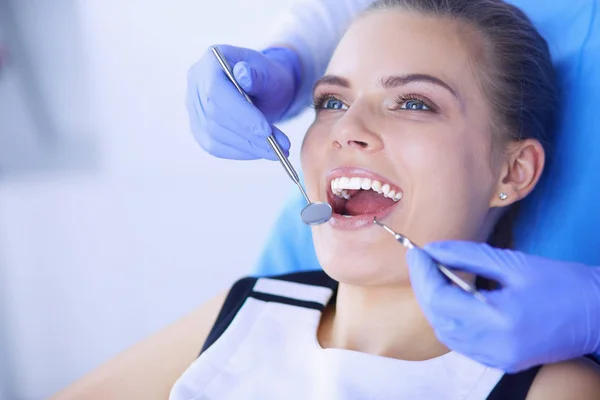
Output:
[327, 10, 477, 91]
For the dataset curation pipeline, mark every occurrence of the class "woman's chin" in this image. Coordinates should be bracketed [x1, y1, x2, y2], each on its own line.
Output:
[313, 222, 411, 285]
[313, 223, 389, 253]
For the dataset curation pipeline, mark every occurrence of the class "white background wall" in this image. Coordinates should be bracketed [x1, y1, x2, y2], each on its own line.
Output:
[0, 1, 313, 398]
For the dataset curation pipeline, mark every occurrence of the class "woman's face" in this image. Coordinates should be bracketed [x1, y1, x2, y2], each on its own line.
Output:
[301, 10, 507, 285]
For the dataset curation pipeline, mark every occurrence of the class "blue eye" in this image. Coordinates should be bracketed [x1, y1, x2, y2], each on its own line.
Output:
[312, 94, 349, 111]
[395, 95, 438, 113]
[323, 98, 347, 110]
[401, 100, 430, 111]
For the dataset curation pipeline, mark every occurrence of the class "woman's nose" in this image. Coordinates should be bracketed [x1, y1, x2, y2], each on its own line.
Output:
[331, 106, 384, 152]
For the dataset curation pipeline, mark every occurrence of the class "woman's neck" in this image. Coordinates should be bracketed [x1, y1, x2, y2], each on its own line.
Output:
[318, 282, 449, 360]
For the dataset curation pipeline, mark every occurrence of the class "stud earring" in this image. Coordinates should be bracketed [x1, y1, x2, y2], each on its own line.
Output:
[498, 192, 508, 201]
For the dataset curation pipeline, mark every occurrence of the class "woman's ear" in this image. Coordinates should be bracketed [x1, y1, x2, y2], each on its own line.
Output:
[490, 139, 545, 207]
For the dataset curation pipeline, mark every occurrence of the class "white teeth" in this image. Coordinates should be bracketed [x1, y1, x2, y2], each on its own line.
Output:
[329, 176, 404, 203]
[381, 184, 391, 196]
[339, 177, 350, 188]
[348, 177, 362, 190]
[360, 178, 372, 190]
[371, 180, 382, 193]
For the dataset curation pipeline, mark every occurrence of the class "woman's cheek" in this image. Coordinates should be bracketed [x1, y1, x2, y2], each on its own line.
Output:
[300, 125, 326, 195]
[301, 123, 328, 163]
[388, 135, 446, 171]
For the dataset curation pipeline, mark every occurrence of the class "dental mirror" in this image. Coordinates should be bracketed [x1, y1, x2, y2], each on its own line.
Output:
[211, 46, 332, 225]
[300, 198, 334, 225]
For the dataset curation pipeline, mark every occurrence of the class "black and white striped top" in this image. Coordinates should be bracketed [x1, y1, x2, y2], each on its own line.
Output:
[170, 270, 543, 399]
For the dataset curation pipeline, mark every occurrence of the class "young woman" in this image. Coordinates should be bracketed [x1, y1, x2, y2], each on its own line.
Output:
[53, 1, 600, 398]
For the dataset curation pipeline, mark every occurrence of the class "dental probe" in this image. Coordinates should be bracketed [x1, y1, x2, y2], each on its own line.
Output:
[373, 218, 489, 304]
[211, 46, 332, 225]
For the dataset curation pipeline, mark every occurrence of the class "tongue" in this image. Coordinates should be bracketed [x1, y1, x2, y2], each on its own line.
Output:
[344, 190, 396, 216]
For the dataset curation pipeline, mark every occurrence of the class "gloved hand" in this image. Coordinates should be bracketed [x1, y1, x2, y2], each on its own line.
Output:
[406, 241, 600, 373]
[186, 44, 301, 160]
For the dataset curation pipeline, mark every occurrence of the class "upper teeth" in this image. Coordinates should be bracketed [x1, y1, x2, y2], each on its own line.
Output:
[331, 176, 403, 202]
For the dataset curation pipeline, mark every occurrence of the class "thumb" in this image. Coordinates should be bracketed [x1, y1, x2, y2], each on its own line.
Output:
[406, 247, 454, 307]
[407, 246, 503, 329]
[234, 61, 269, 96]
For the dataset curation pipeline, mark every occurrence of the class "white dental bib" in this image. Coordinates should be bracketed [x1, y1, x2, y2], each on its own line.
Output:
[170, 271, 539, 399]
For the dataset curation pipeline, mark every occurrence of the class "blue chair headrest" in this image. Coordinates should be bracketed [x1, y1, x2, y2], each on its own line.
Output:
[511, 0, 600, 264]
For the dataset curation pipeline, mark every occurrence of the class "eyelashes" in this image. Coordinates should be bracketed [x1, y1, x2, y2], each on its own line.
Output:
[395, 93, 440, 113]
[311, 92, 440, 114]
[311, 92, 346, 110]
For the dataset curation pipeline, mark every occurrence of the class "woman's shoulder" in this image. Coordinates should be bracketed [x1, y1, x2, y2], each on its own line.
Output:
[201, 269, 335, 353]
[526, 356, 600, 399]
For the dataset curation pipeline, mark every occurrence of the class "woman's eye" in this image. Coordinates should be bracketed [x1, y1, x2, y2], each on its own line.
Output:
[399, 100, 430, 111]
[319, 97, 348, 110]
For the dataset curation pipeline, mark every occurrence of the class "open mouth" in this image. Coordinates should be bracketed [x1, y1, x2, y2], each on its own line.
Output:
[326, 173, 403, 228]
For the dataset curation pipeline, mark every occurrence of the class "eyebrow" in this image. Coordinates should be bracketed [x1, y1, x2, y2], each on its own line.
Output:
[312, 73, 459, 100]
[381, 74, 459, 100]
[312, 75, 351, 94]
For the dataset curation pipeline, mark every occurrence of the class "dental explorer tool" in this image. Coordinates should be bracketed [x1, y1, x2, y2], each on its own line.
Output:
[373, 218, 489, 304]
[211, 46, 332, 226]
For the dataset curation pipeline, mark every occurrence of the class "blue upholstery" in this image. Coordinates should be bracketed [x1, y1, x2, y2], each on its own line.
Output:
[511, 0, 600, 263]
[253, 0, 600, 276]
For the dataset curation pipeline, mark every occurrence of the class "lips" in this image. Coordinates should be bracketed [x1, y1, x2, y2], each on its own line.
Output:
[325, 167, 403, 230]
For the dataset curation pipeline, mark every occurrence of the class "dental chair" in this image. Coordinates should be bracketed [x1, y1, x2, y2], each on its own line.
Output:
[252, 0, 600, 276]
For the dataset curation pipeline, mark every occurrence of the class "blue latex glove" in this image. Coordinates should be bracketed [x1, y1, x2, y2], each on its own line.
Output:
[406, 241, 600, 373]
[186, 44, 301, 160]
